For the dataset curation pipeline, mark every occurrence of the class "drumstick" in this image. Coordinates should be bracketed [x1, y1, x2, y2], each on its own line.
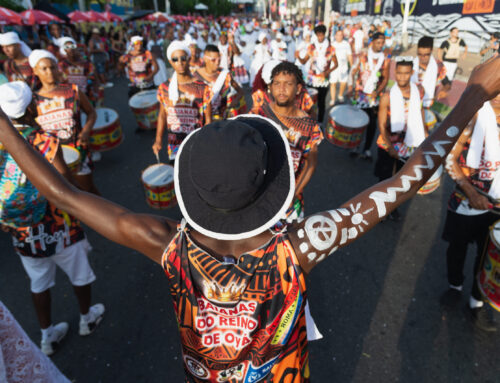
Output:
[155, 152, 160, 164]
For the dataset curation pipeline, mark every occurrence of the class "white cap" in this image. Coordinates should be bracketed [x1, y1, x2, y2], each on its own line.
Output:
[0, 81, 32, 119]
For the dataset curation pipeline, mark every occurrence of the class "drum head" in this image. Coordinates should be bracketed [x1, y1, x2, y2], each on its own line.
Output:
[142, 164, 174, 186]
[492, 220, 500, 248]
[62, 145, 80, 164]
[129, 90, 158, 109]
[81, 108, 118, 129]
[428, 165, 443, 182]
[306, 87, 318, 96]
[330, 105, 369, 128]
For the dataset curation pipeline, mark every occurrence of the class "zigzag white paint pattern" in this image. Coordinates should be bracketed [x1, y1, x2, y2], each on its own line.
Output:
[369, 140, 451, 217]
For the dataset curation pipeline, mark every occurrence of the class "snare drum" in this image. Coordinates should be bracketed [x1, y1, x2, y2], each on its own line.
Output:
[141, 164, 176, 209]
[326, 105, 369, 149]
[417, 165, 443, 195]
[82, 108, 123, 152]
[62, 145, 80, 173]
[424, 109, 437, 132]
[129, 90, 159, 130]
[478, 220, 500, 312]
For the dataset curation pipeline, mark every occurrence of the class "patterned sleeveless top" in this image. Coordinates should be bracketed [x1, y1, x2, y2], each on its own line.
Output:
[5, 58, 38, 89]
[161, 222, 310, 382]
[34, 84, 82, 146]
[58, 58, 95, 93]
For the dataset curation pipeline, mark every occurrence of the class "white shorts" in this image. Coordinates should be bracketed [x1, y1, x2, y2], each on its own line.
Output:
[443, 61, 457, 81]
[329, 65, 349, 84]
[19, 239, 96, 293]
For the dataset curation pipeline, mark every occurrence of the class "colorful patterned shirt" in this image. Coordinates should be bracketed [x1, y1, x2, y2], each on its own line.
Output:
[162, 222, 309, 383]
[123, 50, 155, 88]
[251, 89, 316, 118]
[58, 58, 96, 94]
[34, 84, 82, 147]
[306, 42, 335, 88]
[251, 103, 323, 220]
[0, 127, 57, 229]
[353, 52, 390, 108]
[193, 69, 232, 119]
[448, 135, 500, 214]
[157, 79, 210, 160]
[9, 203, 85, 258]
[4, 58, 38, 89]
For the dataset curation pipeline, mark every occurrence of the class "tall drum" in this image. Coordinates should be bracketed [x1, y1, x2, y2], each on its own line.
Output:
[326, 105, 369, 149]
[478, 220, 500, 312]
[129, 90, 159, 130]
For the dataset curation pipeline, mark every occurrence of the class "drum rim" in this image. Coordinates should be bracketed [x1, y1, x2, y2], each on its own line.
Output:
[330, 105, 369, 128]
[61, 145, 80, 164]
[490, 220, 500, 248]
[129, 90, 158, 108]
[141, 163, 174, 186]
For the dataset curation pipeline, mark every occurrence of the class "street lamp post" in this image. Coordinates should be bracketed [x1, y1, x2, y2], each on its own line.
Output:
[401, 0, 411, 50]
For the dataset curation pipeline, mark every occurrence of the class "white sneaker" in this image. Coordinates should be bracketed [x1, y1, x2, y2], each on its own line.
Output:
[79, 303, 105, 336]
[41, 322, 69, 356]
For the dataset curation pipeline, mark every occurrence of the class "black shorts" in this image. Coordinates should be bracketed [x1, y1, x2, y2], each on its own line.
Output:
[374, 147, 405, 181]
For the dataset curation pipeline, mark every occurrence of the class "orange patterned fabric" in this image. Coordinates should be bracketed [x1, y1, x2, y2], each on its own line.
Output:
[161, 224, 309, 382]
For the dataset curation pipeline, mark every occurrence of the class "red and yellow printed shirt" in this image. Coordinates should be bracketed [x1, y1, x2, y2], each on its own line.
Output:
[162, 224, 309, 383]
[123, 50, 154, 87]
[251, 89, 316, 118]
[157, 79, 210, 160]
[34, 84, 82, 146]
[58, 58, 96, 93]
[4, 58, 39, 89]
[194, 69, 232, 118]
[306, 43, 335, 88]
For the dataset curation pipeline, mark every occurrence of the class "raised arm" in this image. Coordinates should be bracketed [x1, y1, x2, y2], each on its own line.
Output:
[289, 56, 500, 274]
[0, 111, 177, 264]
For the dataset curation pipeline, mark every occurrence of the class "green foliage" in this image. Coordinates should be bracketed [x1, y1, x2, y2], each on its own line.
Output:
[171, 0, 196, 14]
[0, 0, 25, 12]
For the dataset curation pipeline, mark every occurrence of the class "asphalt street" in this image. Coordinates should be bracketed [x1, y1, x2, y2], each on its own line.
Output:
[1, 77, 499, 383]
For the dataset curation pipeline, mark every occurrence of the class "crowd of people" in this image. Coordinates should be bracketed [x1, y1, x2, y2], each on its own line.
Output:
[0, 13, 499, 382]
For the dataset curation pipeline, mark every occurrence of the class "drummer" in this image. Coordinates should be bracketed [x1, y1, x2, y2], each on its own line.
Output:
[374, 57, 426, 220]
[411, 36, 451, 110]
[0, 32, 37, 89]
[251, 61, 323, 222]
[349, 32, 390, 160]
[57, 37, 101, 107]
[194, 44, 243, 120]
[442, 93, 500, 332]
[118, 36, 159, 98]
[29, 50, 100, 195]
[153, 41, 212, 161]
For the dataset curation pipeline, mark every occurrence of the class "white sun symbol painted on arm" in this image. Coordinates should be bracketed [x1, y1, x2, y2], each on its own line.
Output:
[328, 203, 373, 247]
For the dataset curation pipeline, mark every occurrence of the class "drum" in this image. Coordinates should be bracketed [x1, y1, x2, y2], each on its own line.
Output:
[129, 90, 159, 130]
[326, 105, 369, 149]
[424, 109, 437, 132]
[478, 220, 500, 312]
[82, 108, 123, 152]
[61, 145, 80, 173]
[417, 165, 443, 195]
[306, 87, 318, 104]
[141, 164, 176, 209]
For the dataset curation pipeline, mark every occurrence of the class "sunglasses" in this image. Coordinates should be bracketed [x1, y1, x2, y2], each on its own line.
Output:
[172, 56, 188, 63]
[204, 56, 220, 62]
[65, 44, 77, 50]
[395, 56, 414, 63]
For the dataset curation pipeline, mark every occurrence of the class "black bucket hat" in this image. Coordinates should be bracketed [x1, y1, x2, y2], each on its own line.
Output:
[174, 114, 295, 240]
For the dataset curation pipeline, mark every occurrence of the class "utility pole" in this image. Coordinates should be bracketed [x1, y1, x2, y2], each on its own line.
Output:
[153, 0, 159, 12]
[401, 0, 411, 49]
[78, 0, 86, 11]
[324, 0, 331, 29]
[311, 0, 317, 24]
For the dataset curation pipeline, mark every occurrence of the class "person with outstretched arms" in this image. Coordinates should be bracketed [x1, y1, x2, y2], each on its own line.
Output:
[0, 56, 497, 382]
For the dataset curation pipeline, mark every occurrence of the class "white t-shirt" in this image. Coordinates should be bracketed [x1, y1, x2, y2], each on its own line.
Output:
[270, 40, 288, 60]
[353, 29, 364, 54]
[332, 40, 352, 67]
